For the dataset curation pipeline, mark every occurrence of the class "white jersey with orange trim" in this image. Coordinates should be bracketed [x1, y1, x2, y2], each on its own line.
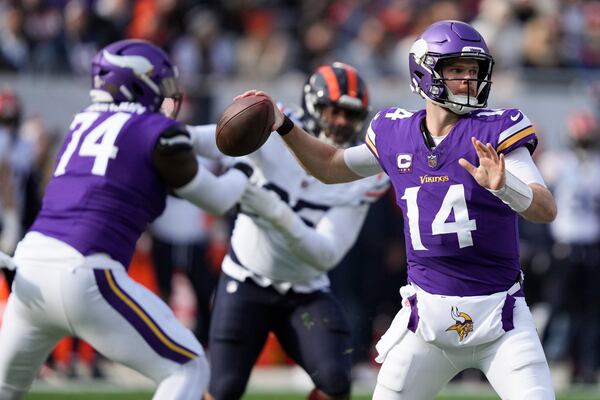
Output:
[188, 111, 389, 292]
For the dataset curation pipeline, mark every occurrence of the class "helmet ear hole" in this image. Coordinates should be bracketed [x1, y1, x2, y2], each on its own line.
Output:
[415, 71, 424, 79]
[131, 82, 144, 97]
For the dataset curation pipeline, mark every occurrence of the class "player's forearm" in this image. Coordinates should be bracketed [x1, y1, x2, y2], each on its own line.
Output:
[281, 126, 361, 184]
[271, 205, 367, 271]
[519, 183, 557, 223]
[175, 167, 248, 215]
[186, 124, 222, 159]
[279, 218, 341, 270]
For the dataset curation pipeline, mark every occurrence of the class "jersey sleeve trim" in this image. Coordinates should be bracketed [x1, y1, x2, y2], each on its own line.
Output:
[497, 115, 530, 141]
[496, 126, 535, 153]
[365, 124, 379, 158]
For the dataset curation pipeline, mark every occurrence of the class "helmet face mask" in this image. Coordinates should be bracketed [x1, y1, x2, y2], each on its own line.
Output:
[90, 39, 183, 118]
[316, 104, 366, 147]
[301, 62, 370, 148]
[409, 20, 494, 115]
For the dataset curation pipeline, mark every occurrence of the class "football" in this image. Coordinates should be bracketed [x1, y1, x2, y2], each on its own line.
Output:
[216, 95, 275, 156]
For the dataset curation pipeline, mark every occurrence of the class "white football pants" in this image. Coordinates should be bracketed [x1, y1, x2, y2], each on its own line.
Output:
[0, 232, 208, 400]
[373, 297, 555, 400]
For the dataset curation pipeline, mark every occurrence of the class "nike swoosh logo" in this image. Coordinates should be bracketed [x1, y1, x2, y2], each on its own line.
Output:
[510, 113, 520, 121]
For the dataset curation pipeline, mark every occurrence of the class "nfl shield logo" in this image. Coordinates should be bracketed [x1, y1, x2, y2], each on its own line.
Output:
[427, 154, 438, 168]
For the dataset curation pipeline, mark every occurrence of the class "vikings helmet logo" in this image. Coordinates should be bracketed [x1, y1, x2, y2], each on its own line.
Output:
[445, 306, 474, 342]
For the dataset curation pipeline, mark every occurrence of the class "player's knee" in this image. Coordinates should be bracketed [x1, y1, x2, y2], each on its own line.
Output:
[178, 356, 209, 389]
[193, 356, 210, 387]
[208, 373, 248, 400]
[155, 356, 210, 400]
[312, 362, 351, 397]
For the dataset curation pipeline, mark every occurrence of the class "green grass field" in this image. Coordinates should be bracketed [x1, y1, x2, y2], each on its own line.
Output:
[22, 391, 600, 400]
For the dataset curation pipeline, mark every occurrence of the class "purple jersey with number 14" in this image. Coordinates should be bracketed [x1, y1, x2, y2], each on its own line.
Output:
[365, 107, 537, 296]
[31, 103, 177, 268]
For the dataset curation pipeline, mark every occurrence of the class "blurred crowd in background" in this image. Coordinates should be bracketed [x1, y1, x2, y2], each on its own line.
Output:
[0, 0, 600, 391]
[2, 0, 600, 75]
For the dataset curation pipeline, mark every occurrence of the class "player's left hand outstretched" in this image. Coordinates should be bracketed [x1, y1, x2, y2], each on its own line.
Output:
[458, 137, 505, 191]
[234, 90, 285, 132]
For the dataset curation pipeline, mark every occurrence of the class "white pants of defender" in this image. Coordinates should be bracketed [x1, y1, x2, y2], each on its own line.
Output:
[374, 297, 555, 400]
[0, 232, 208, 400]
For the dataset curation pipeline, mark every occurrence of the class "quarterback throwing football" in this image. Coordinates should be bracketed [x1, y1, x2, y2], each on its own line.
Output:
[239, 20, 557, 399]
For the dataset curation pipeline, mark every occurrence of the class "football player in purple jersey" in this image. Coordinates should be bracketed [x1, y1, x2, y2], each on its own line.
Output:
[0, 39, 254, 399]
[236, 20, 557, 399]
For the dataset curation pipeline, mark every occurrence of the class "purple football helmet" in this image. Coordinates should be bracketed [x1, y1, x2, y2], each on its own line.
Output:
[90, 39, 182, 118]
[409, 20, 494, 115]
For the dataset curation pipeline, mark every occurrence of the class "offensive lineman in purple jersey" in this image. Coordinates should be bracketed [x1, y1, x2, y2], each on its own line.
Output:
[237, 20, 557, 399]
[0, 40, 254, 399]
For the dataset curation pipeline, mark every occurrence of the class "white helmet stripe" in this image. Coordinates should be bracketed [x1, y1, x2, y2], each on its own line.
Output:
[103, 50, 153, 75]
[103, 50, 161, 95]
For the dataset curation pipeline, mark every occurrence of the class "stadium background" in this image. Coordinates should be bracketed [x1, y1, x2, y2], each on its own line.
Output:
[0, 0, 599, 398]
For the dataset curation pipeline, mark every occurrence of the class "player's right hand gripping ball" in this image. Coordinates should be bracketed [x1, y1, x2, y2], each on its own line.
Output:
[216, 95, 275, 156]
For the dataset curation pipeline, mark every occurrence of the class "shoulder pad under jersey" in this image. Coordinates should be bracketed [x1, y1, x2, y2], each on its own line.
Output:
[155, 125, 192, 154]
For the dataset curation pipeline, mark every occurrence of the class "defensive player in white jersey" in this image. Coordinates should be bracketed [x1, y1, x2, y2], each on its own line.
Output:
[0, 40, 255, 400]
[236, 21, 557, 399]
[189, 62, 389, 400]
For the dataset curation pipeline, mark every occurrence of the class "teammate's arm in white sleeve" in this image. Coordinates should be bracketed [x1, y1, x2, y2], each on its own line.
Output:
[173, 164, 250, 216]
[186, 124, 221, 159]
[241, 185, 368, 271]
[153, 126, 250, 215]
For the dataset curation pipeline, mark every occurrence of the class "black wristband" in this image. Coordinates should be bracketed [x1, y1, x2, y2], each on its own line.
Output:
[231, 162, 254, 178]
[276, 115, 294, 136]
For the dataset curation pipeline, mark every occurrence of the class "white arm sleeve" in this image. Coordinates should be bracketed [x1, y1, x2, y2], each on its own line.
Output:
[487, 147, 546, 213]
[504, 147, 546, 186]
[273, 204, 370, 271]
[343, 144, 383, 177]
[174, 166, 248, 215]
[186, 124, 222, 159]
